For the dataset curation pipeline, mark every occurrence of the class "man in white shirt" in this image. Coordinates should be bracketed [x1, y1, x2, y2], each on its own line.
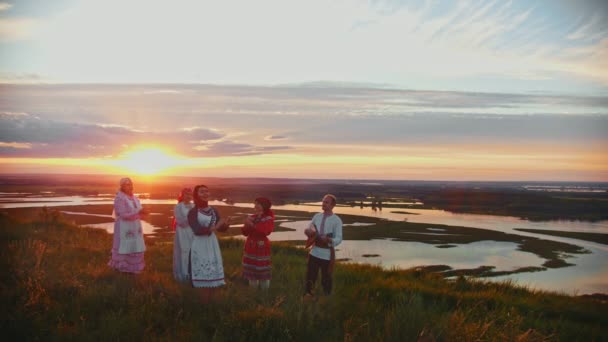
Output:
[304, 194, 343, 297]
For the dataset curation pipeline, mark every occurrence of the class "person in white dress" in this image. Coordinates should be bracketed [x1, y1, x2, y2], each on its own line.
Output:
[187, 184, 231, 303]
[108, 177, 149, 273]
[172, 187, 194, 283]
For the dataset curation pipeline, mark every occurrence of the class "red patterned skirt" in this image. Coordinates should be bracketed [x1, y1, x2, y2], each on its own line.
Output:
[242, 236, 272, 281]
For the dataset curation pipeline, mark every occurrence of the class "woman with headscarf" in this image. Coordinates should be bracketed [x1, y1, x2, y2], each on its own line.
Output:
[188, 184, 231, 303]
[172, 187, 194, 283]
[108, 177, 148, 273]
[241, 197, 274, 289]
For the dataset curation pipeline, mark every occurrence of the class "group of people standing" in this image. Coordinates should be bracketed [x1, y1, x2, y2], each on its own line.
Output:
[108, 177, 343, 302]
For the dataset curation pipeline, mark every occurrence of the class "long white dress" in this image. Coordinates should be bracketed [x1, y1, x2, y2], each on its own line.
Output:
[172, 202, 194, 282]
[190, 211, 225, 288]
[108, 191, 145, 273]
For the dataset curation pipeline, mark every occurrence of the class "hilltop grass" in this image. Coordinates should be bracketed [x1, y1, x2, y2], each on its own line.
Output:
[1, 213, 607, 341]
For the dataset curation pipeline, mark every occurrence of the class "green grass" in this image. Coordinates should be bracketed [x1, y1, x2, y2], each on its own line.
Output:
[1, 213, 607, 341]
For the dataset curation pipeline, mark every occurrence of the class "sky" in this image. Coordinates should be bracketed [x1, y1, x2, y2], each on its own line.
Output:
[0, 0, 607, 181]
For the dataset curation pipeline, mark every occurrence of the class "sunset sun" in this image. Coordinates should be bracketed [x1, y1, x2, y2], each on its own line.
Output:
[112, 146, 191, 176]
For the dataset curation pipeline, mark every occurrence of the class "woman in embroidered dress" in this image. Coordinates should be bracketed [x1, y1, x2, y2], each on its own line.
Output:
[172, 187, 194, 283]
[188, 185, 231, 303]
[108, 177, 148, 273]
[241, 197, 274, 289]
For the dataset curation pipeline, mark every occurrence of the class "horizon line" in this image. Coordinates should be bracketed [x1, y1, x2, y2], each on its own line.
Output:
[1, 172, 607, 184]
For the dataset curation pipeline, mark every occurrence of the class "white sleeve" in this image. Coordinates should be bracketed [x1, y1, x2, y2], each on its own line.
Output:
[331, 217, 343, 247]
[174, 204, 189, 227]
[310, 213, 320, 229]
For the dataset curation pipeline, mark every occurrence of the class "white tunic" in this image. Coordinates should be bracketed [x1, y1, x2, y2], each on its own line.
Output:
[172, 202, 194, 282]
[190, 211, 225, 288]
[309, 213, 343, 261]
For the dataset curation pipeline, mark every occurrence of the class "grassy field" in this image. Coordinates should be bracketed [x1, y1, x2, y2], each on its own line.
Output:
[1, 211, 607, 341]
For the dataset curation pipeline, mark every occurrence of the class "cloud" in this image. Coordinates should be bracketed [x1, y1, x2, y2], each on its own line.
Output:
[0, 72, 45, 83]
[0, 116, 141, 157]
[566, 13, 606, 41]
[0, 84, 605, 160]
[142, 89, 182, 95]
[2, 84, 607, 120]
[181, 127, 224, 142]
[265, 135, 287, 141]
[193, 141, 292, 157]
[1, 111, 29, 117]
[0, 3, 12, 11]
[0, 142, 31, 148]
[0, 17, 38, 42]
[283, 112, 608, 147]
[0, 85, 604, 181]
[0, 113, 292, 158]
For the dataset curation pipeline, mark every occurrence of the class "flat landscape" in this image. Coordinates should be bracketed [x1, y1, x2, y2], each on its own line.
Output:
[2, 175, 608, 340]
[2, 175, 607, 283]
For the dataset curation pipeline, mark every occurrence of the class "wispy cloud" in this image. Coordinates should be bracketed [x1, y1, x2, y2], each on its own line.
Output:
[265, 135, 287, 141]
[142, 89, 183, 95]
[193, 141, 291, 157]
[182, 127, 224, 142]
[0, 0, 605, 91]
[1, 111, 29, 117]
[0, 17, 37, 42]
[566, 13, 607, 41]
[0, 142, 31, 149]
[0, 82, 605, 180]
[2, 84, 607, 119]
[1, 86, 606, 161]
[0, 72, 44, 83]
[0, 112, 294, 158]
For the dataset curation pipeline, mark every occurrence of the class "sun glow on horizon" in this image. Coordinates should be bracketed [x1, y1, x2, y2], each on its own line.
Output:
[110, 146, 194, 177]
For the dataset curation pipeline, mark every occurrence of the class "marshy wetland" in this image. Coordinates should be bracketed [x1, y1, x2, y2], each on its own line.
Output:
[2, 182, 607, 295]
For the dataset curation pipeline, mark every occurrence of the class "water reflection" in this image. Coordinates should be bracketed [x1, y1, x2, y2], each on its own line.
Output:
[273, 220, 544, 271]
[258, 203, 608, 253]
[271, 203, 608, 234]
[84, 221, 159, 235]
[339, 240, 546, 272]
[493, 249, 608, 295]
[270, 220, 607, 295]
[3, 196, 607, 235]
